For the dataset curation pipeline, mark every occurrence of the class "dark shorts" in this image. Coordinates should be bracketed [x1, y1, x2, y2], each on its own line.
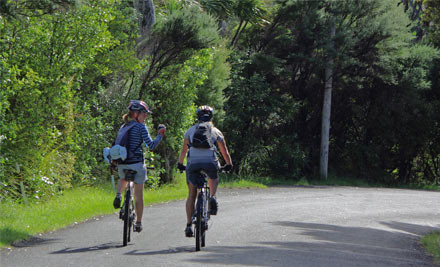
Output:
[186, 161, 219, 186]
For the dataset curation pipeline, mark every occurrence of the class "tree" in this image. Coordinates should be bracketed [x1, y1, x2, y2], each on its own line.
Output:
[137, 6, 220, 100]
[198, 0, 234, 35]
[230, 0, 266, 48]
[0, 0, 75, 17]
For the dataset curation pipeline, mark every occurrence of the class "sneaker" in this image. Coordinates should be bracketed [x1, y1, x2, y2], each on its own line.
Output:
[209, 197, 218, 215]
[113, 196, 121, 209]
[185, 225, 193, 237]
[134, 222, 143, 232]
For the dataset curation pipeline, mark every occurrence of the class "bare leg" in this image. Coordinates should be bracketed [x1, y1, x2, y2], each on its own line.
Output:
[117, 179, 128, 194]
[208, 178, 218, 198]
[186, 182, 197, 224]
[134, 183, 144, 223]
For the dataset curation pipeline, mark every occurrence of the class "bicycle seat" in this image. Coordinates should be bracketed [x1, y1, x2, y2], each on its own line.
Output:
[193, 169, 208, 188]
[123, 169, 137, 181]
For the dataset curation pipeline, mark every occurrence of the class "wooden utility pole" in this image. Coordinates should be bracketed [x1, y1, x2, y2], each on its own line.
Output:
[320, 16, 335, 180]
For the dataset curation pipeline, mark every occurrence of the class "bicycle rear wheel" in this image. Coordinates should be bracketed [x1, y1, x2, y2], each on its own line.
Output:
[195, 193, 203, 251]
[123, 189, 131, 246]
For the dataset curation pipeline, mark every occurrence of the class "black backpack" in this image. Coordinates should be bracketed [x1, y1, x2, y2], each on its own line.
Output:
[191, 122, 214, 149]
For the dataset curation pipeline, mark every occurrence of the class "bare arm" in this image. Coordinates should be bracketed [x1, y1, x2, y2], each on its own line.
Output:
[178, 138, 190, 164]
[218, 139, 232, 165]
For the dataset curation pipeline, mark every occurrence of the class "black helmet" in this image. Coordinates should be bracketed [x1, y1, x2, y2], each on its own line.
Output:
[128, 100, 152, 113]
[196, 105, 213, 122]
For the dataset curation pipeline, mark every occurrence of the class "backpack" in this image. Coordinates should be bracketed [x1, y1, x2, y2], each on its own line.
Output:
[191, 122, 214, 149]
[109, 122, 137, 163]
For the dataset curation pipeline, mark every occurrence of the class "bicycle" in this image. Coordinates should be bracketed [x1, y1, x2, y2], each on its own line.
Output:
[117, 169, 135, 246]
[115, 167, 154, 247]
[192, 170, 211, 251]
[188, 166, 228, 251]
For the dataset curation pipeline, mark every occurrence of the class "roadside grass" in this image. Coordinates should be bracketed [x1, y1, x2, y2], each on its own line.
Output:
[0, 185, 115, 247]
[219, 174, 267, 189]
[0, 173, 188, 248]
[218, 173, 383, 188]
[422, 232, 440, 264]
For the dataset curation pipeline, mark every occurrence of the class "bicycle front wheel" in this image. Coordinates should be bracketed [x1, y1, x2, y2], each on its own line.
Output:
[195, 193, 203, 251]
[123, 190, 131, 246]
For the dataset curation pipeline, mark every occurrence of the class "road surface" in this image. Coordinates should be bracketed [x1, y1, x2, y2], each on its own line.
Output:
[1, 186, 439, 266]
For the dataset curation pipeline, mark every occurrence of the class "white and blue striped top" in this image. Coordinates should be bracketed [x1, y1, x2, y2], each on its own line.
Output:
[124, 120, 162, 164]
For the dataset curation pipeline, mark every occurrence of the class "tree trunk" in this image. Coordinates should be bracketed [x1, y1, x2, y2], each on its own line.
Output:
[135, 0, 155, 39]
[230, 20, 243, 47]
[320, 16, 335, 180]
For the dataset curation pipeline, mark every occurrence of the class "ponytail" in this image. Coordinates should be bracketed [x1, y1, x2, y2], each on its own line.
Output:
[122, 113, 133, 123]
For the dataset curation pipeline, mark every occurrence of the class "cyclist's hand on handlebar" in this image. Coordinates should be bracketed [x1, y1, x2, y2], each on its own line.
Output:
[177, 162, 186, 172]
[158, 124, 166, 136]
[222, 164, 233, 172]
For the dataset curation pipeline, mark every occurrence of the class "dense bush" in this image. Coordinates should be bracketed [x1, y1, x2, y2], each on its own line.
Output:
[0, 0, 139, 200]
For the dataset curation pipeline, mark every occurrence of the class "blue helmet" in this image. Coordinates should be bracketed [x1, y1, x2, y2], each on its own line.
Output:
[196, 105, 213, 122]
[128, 100, 152, 113]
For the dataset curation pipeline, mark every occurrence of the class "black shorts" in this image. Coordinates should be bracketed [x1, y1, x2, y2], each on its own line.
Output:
[186, 161, 219, 186]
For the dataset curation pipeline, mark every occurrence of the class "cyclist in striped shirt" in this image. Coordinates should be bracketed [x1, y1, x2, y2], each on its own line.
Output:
[113, 100, 166, 233]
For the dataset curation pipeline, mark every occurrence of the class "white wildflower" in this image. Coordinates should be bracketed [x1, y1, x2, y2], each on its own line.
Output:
[42, 176, 54, 185]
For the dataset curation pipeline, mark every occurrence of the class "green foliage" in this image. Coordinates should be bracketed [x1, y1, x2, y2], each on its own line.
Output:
[423, 0, 440, 46]
[223, 0, 440, 185]
[0, 0, 140, 200]
[138, 4, 220, 99]
[195, 46, 231, 126]
[224, 50, 304, 178]
[0, 0, 75, 17]
[329, 1, 439, 183]
[147, 49, 216, 182]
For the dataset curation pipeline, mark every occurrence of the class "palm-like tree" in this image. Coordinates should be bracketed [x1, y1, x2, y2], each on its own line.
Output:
[154, 0, 266, 46]
[230, 0, 266, 48]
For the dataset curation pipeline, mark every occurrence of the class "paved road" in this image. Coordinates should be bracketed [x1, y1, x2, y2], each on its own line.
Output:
[1, 186, 440, 267]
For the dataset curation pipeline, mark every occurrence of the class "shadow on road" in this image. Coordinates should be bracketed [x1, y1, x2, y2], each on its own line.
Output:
[184, 221, 438, 267]
[4, 229, 58, 248]
[125, 246, 194, 256]
[50, 242, 121, 254]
